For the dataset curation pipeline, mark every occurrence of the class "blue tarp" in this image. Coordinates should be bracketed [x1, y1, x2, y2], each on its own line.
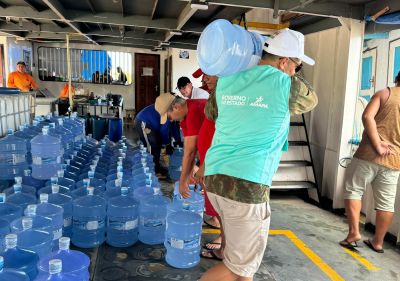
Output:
[365, 12, 400, 24]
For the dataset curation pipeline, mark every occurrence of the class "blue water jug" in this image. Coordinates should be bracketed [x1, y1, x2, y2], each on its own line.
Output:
[197, 19, 265, 77]
[132, 172, 158, 190]
[46, 170, 75, 190]
[0, 255, 30, 281]
[63, 162, 80, 181]
[71, 186, 104, 200]
[138, 187, 170, 245]
[0, 193, 23, 223]
[0, 129, 28, 180]
[14, 125, 33, 166]
[168, 147, 183, 181]
[38, 237, 90, 281]
[105, 176, 130, 192]
[35, 259, 75, 281]
[46, 185, 73, 238]
[76, 173, 105, 191]
[174, 186, 204, 218]
[2, 234, 38, 280]
[31, 126, 63, 180]
[38, 184, 71, 196]
[4, 182, 36, 197]
[10, 214, 52, 234]
[108, 118, 123, 142]
[6, 187, 36, 211]
[133, 179, 160, 203]
[36, 194, 64, 246]
[55, 119, 74, 157]
[72, 187, 106, 248]
[165, 211, 202, 268]
[22, 169, 46, 190]
[16, 218, 52, 258]
[106, 187, 139, 247]
[0, 220, 9, 253]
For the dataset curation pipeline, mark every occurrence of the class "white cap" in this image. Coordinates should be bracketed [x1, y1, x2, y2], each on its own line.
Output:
[263, 28, 315, 65]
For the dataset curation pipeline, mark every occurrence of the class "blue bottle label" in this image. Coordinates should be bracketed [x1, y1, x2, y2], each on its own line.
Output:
[168, 236, 200, 250]
[108, 219, 138, 231]
[140, 217, 165, 228]
[74, 219, 105, 230]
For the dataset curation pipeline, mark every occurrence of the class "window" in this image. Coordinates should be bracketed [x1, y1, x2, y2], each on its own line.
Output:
[38, 47, 132, 85]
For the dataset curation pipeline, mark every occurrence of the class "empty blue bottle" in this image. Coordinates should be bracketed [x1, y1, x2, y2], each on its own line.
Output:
[165, 211, 202, 268]
[14, 125, 33, 166]
[0, 219, 9, 253]
[46, 185, 73, 238]
[107, 187, 139, 247]
[35, 259, 75, 281]
[22, 169, 46, 191]
[46, 170, 75, 190]
[133, 179, 161, 203]
[0, 256, 30, 281]
[63, 162, 80, 181]
[4, 182, 36, 197]
[31, 126, 63, 180]
[55, 119, 74, 158]
[138, 187, 170, 245]
[10, 214, 53, 234]
[38, 237, 90, 281]
[174, 187, 205, 218]
[0, 129, 28, 180]
[72, 187, 106, 248]
[132, 172, 158, 190]
[36, 194, 64, 246]
[0, 193, 23, 223]
[3, 234, 39, 280]
[6, 186, 36, 211]
[16, 218, 53, 258]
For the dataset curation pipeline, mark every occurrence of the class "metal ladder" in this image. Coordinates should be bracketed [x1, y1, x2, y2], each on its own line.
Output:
[272, 114, 321, 204]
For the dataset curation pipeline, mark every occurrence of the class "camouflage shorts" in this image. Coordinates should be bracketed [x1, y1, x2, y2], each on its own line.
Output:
[205, 174, 270, 204]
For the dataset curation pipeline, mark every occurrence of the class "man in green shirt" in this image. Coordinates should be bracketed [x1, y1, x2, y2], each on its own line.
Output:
[199, 28, 315, 281]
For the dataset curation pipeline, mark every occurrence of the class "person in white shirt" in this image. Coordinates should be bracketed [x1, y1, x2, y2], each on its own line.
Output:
[177, 76, 209, 99]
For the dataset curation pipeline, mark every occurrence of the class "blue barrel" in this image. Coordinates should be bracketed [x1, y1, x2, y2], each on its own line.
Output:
[108, 118, 122, 142]
[165, 211, 202, 268]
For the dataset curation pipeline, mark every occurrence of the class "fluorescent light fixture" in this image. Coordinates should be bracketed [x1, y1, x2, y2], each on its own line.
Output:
[160, 41, 170, 46]
[170, 30, 183, 36]
[191, 2, 208, 10]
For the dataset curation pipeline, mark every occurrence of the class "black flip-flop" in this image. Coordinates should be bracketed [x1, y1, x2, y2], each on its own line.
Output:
[339, 239, 360, 250]
[200, 249, 223, 261]
[203, 219, 220, 229]
[363, 240, 384, 253]
[202, 242, 221, 251]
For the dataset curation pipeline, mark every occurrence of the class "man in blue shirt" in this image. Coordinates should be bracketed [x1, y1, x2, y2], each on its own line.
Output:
[134, 96, 181, 175]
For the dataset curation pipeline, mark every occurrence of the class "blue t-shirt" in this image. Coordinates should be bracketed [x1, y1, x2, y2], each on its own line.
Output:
[204, 65, 291, 186]
[136, 104, 180, 145]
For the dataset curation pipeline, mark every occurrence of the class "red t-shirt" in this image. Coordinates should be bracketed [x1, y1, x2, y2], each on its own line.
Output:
[197, 117, 215, 164]
[180, 99, 207, 137]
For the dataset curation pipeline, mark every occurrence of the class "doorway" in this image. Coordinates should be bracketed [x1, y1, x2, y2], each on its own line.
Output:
[135, 53, 160, 113]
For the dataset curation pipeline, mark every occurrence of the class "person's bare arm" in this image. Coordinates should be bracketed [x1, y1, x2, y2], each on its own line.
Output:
[362, 88, 393, 156]
[179, 135, 198, 198]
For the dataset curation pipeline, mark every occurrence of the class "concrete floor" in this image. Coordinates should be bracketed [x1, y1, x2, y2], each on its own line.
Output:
[81, 183, 400, 281]
[81, 126, 400, 281]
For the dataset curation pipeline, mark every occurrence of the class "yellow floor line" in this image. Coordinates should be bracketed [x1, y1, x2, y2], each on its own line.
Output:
[203, 228, 344, 281]
[342, 248, 380, 271]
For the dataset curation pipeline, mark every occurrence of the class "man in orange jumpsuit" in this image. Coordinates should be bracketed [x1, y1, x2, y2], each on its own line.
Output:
[7, 61, 38, 92]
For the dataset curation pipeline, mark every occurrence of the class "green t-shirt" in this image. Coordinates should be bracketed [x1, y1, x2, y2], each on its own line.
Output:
[204, 65, 291, 187]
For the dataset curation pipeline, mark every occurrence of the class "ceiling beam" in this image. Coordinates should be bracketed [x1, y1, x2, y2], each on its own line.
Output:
[86, 29, 164, 40]
[22, 0, 43, 12]
[0, 21, 75, 33]
[144, 0, 159, 33]
[99, 42, 155, 50]
[179, 0, 364, 19]
[169, 42, 196, 50]
[42, 0, 98, 44]
[163, 2, 198, 43]
[93, 36, 159, 46]
[295, 17, 342, 35]
[86, 0, 96, 14]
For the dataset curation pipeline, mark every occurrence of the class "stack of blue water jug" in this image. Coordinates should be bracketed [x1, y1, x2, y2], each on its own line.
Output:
[0, 111, 205, 276]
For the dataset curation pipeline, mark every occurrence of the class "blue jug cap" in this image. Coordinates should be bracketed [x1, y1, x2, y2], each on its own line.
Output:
[90, 165, 96, 172]
[88, 171, 95, 179]
[145, 179, 152, 186]
[87, 187, 94, 195]
[19, 125, 25, 131]
[57, 118, 63, 125]
[153, 187, 160, 195]
[50, 123, 56, 128]
[182, 201, 190, 210]
[26, 204, 37, 216]
[5, 234, 17, 249]
[6, 128, 13, 135]
[146, 172, 152, 179]
[51, 177, 58, 184]
[59, 237, 70, 251]
[51, 184, 60, 194]
[13, 184, 22, 193]
[121, 186, 129, 195]
[117, 171, 123, 179]
[33, 120, 39, 126]
[40, 193, 49, 203]
[0, 193, 5, 203]
[49, 259, 62, 275]
[42, 126, 49, 135]
[57, 170, 64, 178]
[65, 159, 70, 165]
[83, 178, 90, 187]
[115, 178, 122, 187]
[22, 217, 33, 230]
[14, 176, 22, 184]
[0, 256, 3, 269]
[24, 169, 31, 176]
